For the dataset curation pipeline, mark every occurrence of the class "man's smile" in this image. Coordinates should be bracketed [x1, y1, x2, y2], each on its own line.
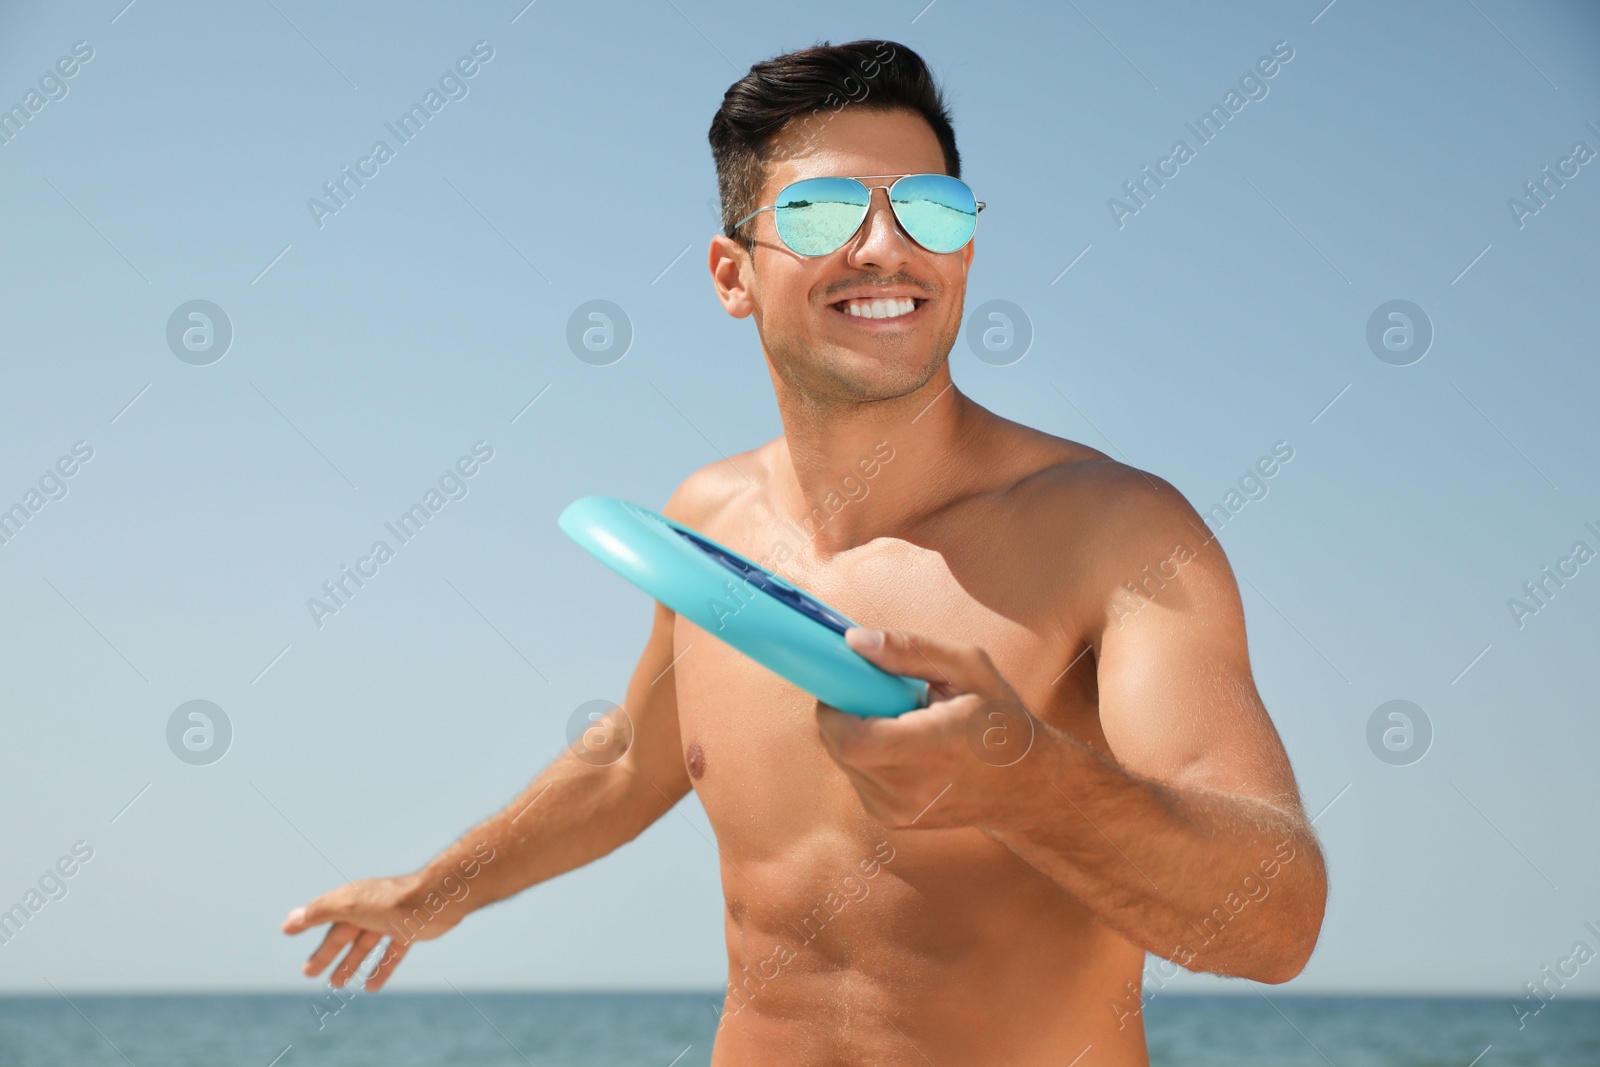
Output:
[827, 295, 929, 327]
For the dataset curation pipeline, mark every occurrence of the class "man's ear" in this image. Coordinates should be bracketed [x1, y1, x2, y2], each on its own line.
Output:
[709, 235, 756, 319]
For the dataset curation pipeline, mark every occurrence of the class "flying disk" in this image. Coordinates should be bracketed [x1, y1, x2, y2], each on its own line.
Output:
[558, 495, 929, 717]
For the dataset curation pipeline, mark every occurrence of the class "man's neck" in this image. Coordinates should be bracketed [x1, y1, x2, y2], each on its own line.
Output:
[768, 371, 985, 558]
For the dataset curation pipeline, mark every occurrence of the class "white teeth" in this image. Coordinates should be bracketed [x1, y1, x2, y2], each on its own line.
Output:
[843, 297, 916, 319]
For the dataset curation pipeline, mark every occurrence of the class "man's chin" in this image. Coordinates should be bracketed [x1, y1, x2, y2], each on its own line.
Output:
[819, 347, 943, 402]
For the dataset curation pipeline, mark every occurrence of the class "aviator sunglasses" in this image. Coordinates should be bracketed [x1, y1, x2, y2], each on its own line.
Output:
[732, 173, 985, 257]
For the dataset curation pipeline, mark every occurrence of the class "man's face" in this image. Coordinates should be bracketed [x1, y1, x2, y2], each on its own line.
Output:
[712, 107, 977, 406]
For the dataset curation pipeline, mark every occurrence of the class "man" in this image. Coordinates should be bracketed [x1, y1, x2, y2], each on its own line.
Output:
[283, 39, 1328, 1065]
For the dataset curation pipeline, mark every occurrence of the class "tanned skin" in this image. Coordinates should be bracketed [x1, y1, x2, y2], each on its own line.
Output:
[283, 105, 1328, 1066]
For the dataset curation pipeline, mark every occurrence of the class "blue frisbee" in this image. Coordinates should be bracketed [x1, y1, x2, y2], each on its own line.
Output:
[558, 496, 929, 717]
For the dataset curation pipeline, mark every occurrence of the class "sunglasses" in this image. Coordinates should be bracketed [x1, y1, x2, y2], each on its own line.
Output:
[731, 173, 984, 257]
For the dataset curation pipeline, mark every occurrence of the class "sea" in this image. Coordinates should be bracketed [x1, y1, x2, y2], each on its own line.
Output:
[0, 992, 1594, 1065]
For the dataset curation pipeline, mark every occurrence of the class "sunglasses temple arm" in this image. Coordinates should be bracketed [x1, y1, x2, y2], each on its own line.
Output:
[730, 205, 772, 231]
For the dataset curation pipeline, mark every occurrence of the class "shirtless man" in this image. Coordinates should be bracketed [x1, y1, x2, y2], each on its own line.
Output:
[282, 39, 1328, 1065]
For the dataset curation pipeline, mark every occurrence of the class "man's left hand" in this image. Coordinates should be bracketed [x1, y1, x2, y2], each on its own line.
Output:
[814, 626, 1041, 830]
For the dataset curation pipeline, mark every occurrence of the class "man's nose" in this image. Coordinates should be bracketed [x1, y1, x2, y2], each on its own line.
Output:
[848, 185, 914, 264]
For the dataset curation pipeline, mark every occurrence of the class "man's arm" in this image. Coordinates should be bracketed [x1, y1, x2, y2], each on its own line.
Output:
[987, 469, 1326, 981]
[816, 468, 1327, 984]
[281, 482, 708, 990]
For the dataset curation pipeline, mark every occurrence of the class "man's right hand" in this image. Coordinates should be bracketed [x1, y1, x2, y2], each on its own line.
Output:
[282, 873, 460, 991]
[276, 474, 714, 993]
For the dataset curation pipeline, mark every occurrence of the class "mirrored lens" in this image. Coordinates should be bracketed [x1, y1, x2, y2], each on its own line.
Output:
[773, 177, 870, 256]
[889, 174, 979, 253]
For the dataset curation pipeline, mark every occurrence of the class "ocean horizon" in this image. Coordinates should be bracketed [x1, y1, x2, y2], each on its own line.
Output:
[1, 991, 1594, 1065]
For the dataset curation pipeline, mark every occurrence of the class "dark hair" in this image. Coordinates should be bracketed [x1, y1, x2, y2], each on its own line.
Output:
[708, 39, 962, 253]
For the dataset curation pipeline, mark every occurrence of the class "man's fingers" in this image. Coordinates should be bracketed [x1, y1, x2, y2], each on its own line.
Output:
[363, 938, 410, 991]
[282, 901, 323, 935]
[330, 930, 383, 988]
[283, 886, 349, 934]
[815, 701, 869, 751]
[283, 879, 422, 993]
[815, 701, 925, 767]
[844, 626, 996, 697]
[304, 921, 362, 977]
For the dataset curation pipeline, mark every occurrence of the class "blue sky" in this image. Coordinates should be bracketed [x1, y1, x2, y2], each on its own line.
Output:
[1, 0, 1597, 1000]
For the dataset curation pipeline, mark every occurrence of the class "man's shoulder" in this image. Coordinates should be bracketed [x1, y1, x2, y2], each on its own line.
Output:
[1010, 431, 1214, 569]
[999, 441, 1231, 638]
[1001, 424, 1173, 510]
[660, 445, 770, 530]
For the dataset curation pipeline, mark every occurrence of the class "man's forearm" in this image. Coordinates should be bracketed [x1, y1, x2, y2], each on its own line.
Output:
[982, 725, 1327, 983]
[405, 754, 684, 925]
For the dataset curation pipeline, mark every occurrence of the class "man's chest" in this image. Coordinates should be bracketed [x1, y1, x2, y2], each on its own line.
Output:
[667, 520, 1104, 844]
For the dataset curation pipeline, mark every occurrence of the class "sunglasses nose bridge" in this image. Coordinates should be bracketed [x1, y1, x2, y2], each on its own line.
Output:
[851, 182, 911, 249]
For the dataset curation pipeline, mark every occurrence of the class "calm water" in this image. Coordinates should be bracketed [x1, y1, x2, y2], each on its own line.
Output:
[0, 992, 1593, 1065]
